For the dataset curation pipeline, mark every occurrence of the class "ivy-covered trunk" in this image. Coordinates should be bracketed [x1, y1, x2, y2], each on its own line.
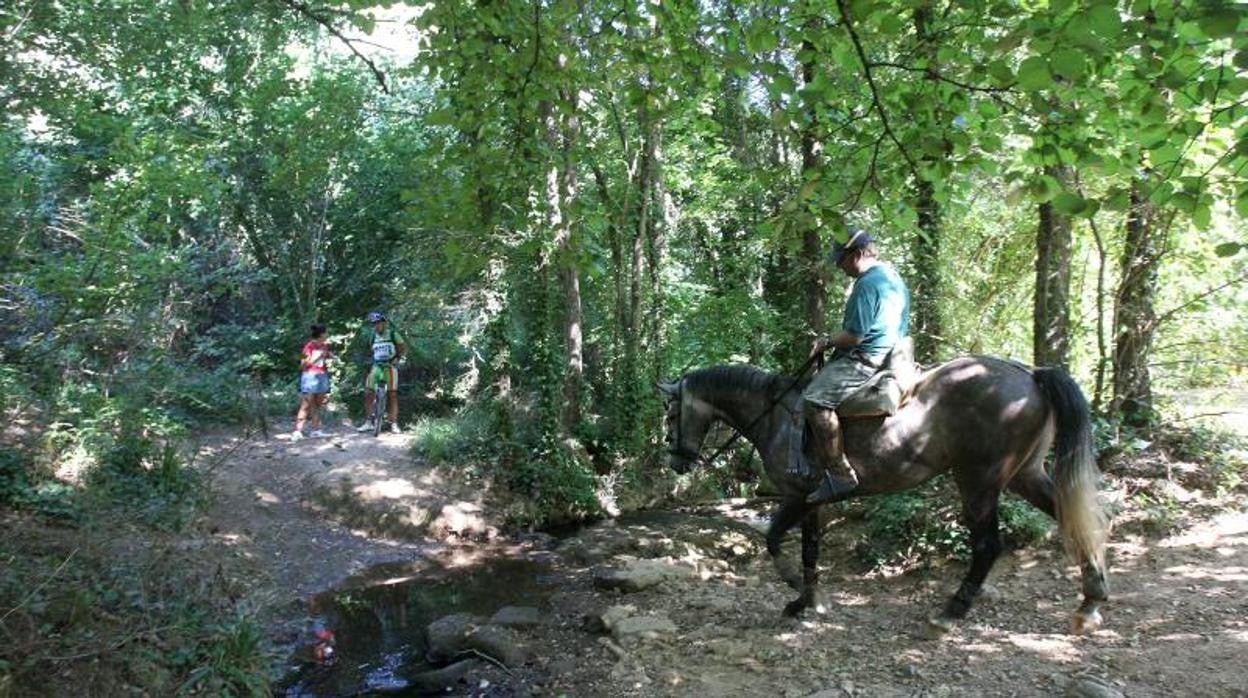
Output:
[909, 4, 943, 364]
[799, 15, 827, 342]
[1034, 166, 1073, 369]
[1111, 183, 1161, 428]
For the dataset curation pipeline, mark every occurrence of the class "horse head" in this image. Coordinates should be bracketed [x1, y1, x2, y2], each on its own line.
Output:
[658, 378, 712, 474]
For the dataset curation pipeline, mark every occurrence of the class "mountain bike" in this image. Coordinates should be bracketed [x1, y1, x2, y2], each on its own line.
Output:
[367, 362, 391, 437]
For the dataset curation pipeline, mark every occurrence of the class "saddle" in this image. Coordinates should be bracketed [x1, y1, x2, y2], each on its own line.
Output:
[786, 338, 920, 479]
[836, 336, 920, 419]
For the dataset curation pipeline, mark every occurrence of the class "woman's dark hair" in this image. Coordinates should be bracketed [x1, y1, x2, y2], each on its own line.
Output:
[310, 323, 327, 339]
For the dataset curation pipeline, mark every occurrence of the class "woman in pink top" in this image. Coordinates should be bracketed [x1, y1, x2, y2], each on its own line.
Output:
[293, 324, 332, 440]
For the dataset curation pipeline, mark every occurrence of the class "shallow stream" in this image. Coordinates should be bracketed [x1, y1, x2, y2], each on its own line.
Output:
[280, 554, 557, 697]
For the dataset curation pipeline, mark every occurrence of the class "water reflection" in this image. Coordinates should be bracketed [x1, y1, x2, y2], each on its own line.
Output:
[282, 557, 553, 697]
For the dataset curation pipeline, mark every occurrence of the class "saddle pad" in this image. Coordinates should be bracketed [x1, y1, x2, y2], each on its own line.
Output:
[837, 368, 903, 418]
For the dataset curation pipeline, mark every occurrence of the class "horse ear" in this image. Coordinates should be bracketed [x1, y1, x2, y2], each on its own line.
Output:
[657, 380, 679, 397]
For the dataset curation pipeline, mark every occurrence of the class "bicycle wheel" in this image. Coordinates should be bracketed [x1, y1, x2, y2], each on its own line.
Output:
[372, 383, 386, 437]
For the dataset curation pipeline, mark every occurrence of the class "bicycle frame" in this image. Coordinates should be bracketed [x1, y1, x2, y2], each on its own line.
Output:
[368, 362, 392, 437]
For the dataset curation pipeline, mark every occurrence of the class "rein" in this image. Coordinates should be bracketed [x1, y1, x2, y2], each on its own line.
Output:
[671, 352, 823, 468]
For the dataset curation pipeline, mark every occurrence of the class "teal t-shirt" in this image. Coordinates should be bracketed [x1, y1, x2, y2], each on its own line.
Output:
[839, 263, 910, 361]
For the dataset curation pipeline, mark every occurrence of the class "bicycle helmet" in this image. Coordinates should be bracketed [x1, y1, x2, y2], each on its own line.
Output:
[366, 311, 386, 323]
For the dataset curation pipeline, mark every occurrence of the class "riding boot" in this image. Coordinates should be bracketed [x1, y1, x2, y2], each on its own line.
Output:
[805, 407, 858, 505]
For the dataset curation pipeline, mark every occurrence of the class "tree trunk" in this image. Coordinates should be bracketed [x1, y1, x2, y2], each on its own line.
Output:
[910, 179, 941, 362]
[799, 18, 827, 340]
[644, 121, 666, 383]
[1034, 165, 1073, 368]
[542, 97, 584, 433]
[1111, 183, 1160, 428]
[909, 4, 943, 363]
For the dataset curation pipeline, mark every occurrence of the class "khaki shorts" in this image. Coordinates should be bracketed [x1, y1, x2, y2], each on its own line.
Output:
[803, 355, 876, 409]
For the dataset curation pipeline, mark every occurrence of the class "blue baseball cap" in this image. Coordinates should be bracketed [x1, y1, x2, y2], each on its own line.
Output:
[831, 228, 874, 263]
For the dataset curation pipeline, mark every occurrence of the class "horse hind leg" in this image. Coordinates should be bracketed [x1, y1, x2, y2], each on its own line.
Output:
[927, 493, 1003, 637]
[1009, 470, 1108, 634]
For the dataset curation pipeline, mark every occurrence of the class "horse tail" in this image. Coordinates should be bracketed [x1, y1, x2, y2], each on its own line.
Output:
[1033, 367, 1108, 570]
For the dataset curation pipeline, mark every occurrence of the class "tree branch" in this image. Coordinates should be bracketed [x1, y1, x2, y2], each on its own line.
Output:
[1154, 268, 1248, 328]
[866, 60, 1013, 94]
[836, 0, 921, 181]
[276, 0, 388, 93]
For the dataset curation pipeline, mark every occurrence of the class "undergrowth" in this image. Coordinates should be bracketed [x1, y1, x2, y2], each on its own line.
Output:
[854, 476, 1054, 571]
[1, 401, 273, 695]
[0, 510, 273, 696]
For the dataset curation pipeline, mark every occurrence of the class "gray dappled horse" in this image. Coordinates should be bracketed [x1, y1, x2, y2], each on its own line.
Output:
[659, 357, 1109, 635]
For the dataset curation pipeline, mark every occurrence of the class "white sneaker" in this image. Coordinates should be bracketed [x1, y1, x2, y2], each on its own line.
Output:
[310, 430, 328, 438]
[290, 431, 305, 442]
[356, 421, 375, 433]
[388, 422, 402, 434]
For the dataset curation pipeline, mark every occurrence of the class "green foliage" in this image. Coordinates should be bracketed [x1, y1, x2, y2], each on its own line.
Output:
[87, 431, 202, 532]
[856, 481, 969, 569]
[2, 0, 1245, 534]
[504, 440, 603, 527]
[177, 616, 271, 696]
[408, 416, 462, 465]
[0, 517, 273, 697]
[1161, 423, 1248, 496]
[999, 494, 1055, 548]
[1131, 489, 1183, 535]
[0, 446, 80, 520]
[856, 477, 1054, 570]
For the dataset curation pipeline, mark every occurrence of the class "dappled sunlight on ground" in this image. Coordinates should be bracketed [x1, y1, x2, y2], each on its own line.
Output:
[178, 424, 1248, 696]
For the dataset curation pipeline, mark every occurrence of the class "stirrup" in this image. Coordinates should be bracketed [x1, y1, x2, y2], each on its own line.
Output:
[806, 471, 858, 505]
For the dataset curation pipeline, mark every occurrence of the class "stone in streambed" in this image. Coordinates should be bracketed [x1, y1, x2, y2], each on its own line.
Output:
[426, 613, 482, 663]
[490, 605, 541, 628]
[408, 659, 480, 691]
[592, 557, 695, 592]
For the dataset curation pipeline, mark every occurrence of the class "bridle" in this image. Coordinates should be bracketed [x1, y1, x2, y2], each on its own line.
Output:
[665, 352, 823, 470]
[665, 381, 703, 464]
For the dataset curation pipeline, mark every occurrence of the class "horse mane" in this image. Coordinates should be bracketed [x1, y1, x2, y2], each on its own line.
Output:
[683, 364, 795, 400]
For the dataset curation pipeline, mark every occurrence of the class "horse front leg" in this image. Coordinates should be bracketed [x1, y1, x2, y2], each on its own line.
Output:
[782, 511, 824, 617]
[766, 496, 809, 593]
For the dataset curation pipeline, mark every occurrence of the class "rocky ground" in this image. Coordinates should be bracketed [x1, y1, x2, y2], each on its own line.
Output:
[198, 423, 1248, 697]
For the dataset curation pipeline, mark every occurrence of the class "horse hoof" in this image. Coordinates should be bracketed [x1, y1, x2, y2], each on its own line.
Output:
[924, 615, 955, 639]
[783, 599, 808, 618]
[1071, 608, 1103, 635]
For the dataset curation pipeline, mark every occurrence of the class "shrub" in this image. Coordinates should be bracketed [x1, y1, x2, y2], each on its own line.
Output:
[856, 476, 1055, 570]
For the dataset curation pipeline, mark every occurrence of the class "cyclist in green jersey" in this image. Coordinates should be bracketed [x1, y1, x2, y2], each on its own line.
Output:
[356, 311, 407, 434]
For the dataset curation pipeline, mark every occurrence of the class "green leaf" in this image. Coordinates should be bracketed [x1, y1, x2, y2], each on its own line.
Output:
[425, 108, 456, 126]
[1171, 192, 1197, 213]
[1087, 5, 1122, 38]
[770, 72, 796, 96]
[1214, 242, 1243, 257]
[987, 60, 1014, 86]
[1050, 48, 1087, 81]
[1197, 9, 1244, 39]
[1053, 191, 1087, 215]
[1029, 174, 1060, 202]
[1016, 56, 1051, 91]
[1102, 188, 1130, 211]
[1192, 202, 1212, 230]
[1235, 50, 1248, 71]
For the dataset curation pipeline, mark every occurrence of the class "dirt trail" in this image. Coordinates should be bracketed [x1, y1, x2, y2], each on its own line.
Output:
[198, 425, 1248, 697]
[199, 427, 441, 599]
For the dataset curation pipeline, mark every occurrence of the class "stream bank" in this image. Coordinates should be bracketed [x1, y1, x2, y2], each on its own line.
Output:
[202, 427, 1248, 697]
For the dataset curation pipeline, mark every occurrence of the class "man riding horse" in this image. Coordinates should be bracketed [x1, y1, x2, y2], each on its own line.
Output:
[660, 226, 1109, 631]
[801, 227, 911, 505]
